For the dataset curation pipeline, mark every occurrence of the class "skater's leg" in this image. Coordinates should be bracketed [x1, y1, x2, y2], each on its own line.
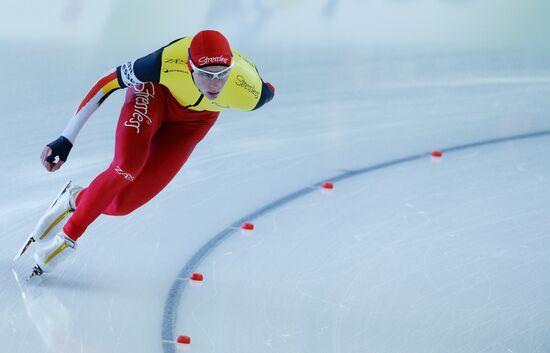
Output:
[63, 83, 164, 241]
[103, 112, 219, 215]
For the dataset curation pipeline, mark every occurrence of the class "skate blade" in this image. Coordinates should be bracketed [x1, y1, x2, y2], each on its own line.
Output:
[49, 180, 72, 209]
[13, 235, 35, 261]
[30, 265, 44, 279]
[13, 267, 43, 284]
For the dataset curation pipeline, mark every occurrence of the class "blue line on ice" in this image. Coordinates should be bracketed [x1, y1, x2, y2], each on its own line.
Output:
[161, 129, 550, 352]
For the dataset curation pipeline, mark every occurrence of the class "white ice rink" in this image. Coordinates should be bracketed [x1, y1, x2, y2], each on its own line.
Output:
[2, 1, 550, 353]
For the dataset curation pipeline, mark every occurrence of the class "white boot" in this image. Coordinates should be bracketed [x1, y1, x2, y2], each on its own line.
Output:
[32, 181, 82, 243]
[33, 232, 77, 275]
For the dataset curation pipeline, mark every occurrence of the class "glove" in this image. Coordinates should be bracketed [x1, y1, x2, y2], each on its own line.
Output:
[45, 136, 73, 163]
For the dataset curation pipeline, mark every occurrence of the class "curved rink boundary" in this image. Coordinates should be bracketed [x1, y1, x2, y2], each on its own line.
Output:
[161, 129, 550, 352]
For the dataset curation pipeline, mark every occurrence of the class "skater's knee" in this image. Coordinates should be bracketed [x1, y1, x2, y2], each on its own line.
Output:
[110, 205, 133, 216]
[104, 195, 140, 216]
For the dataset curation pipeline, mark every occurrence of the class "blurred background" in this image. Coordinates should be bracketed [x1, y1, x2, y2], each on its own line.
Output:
[1, 0, 549, 124]
[2, 0, 550, 49]
[2, 0, 550, 59]
[2, 0, 549, 145]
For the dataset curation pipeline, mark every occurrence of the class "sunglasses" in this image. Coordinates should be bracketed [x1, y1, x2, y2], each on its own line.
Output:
[189, 59, 234, 80]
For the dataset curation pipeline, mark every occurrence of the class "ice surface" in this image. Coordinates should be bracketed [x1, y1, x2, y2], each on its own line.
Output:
[2, 1, 550, 353]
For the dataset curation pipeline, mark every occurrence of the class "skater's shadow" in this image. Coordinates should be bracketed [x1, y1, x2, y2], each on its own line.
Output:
[7, 262, 114, 292]
[11, 269, 107, 353]
[38, 273, 115, 292]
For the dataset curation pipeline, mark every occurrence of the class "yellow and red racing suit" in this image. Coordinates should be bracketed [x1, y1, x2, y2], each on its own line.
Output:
[62, 36, 274, 143]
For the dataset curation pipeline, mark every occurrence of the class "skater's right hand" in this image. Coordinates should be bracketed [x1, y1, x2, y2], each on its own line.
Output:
[41, 136, 73, 172]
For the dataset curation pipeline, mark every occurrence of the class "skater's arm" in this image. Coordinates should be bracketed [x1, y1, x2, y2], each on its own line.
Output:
[61, 70, 122, 143]
[42, 47, 166, 172]
[61, 48, 164, 144]
[246, 54, 275, 111]
[252, 81, 275, 110]
[41, 69, 122, 172]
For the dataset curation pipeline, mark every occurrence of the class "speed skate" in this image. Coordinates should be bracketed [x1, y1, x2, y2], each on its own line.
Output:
[13, 180, 81, 261]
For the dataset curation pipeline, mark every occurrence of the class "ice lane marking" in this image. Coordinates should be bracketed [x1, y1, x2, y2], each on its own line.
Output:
[161, 129, 550, 353]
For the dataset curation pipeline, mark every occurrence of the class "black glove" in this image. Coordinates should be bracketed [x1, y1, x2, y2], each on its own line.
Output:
[46, 136, 73, 163]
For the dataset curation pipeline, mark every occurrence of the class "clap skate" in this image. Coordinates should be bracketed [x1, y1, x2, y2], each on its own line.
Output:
[30, 231, 77, 278]
[14, 181, 82, 260]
